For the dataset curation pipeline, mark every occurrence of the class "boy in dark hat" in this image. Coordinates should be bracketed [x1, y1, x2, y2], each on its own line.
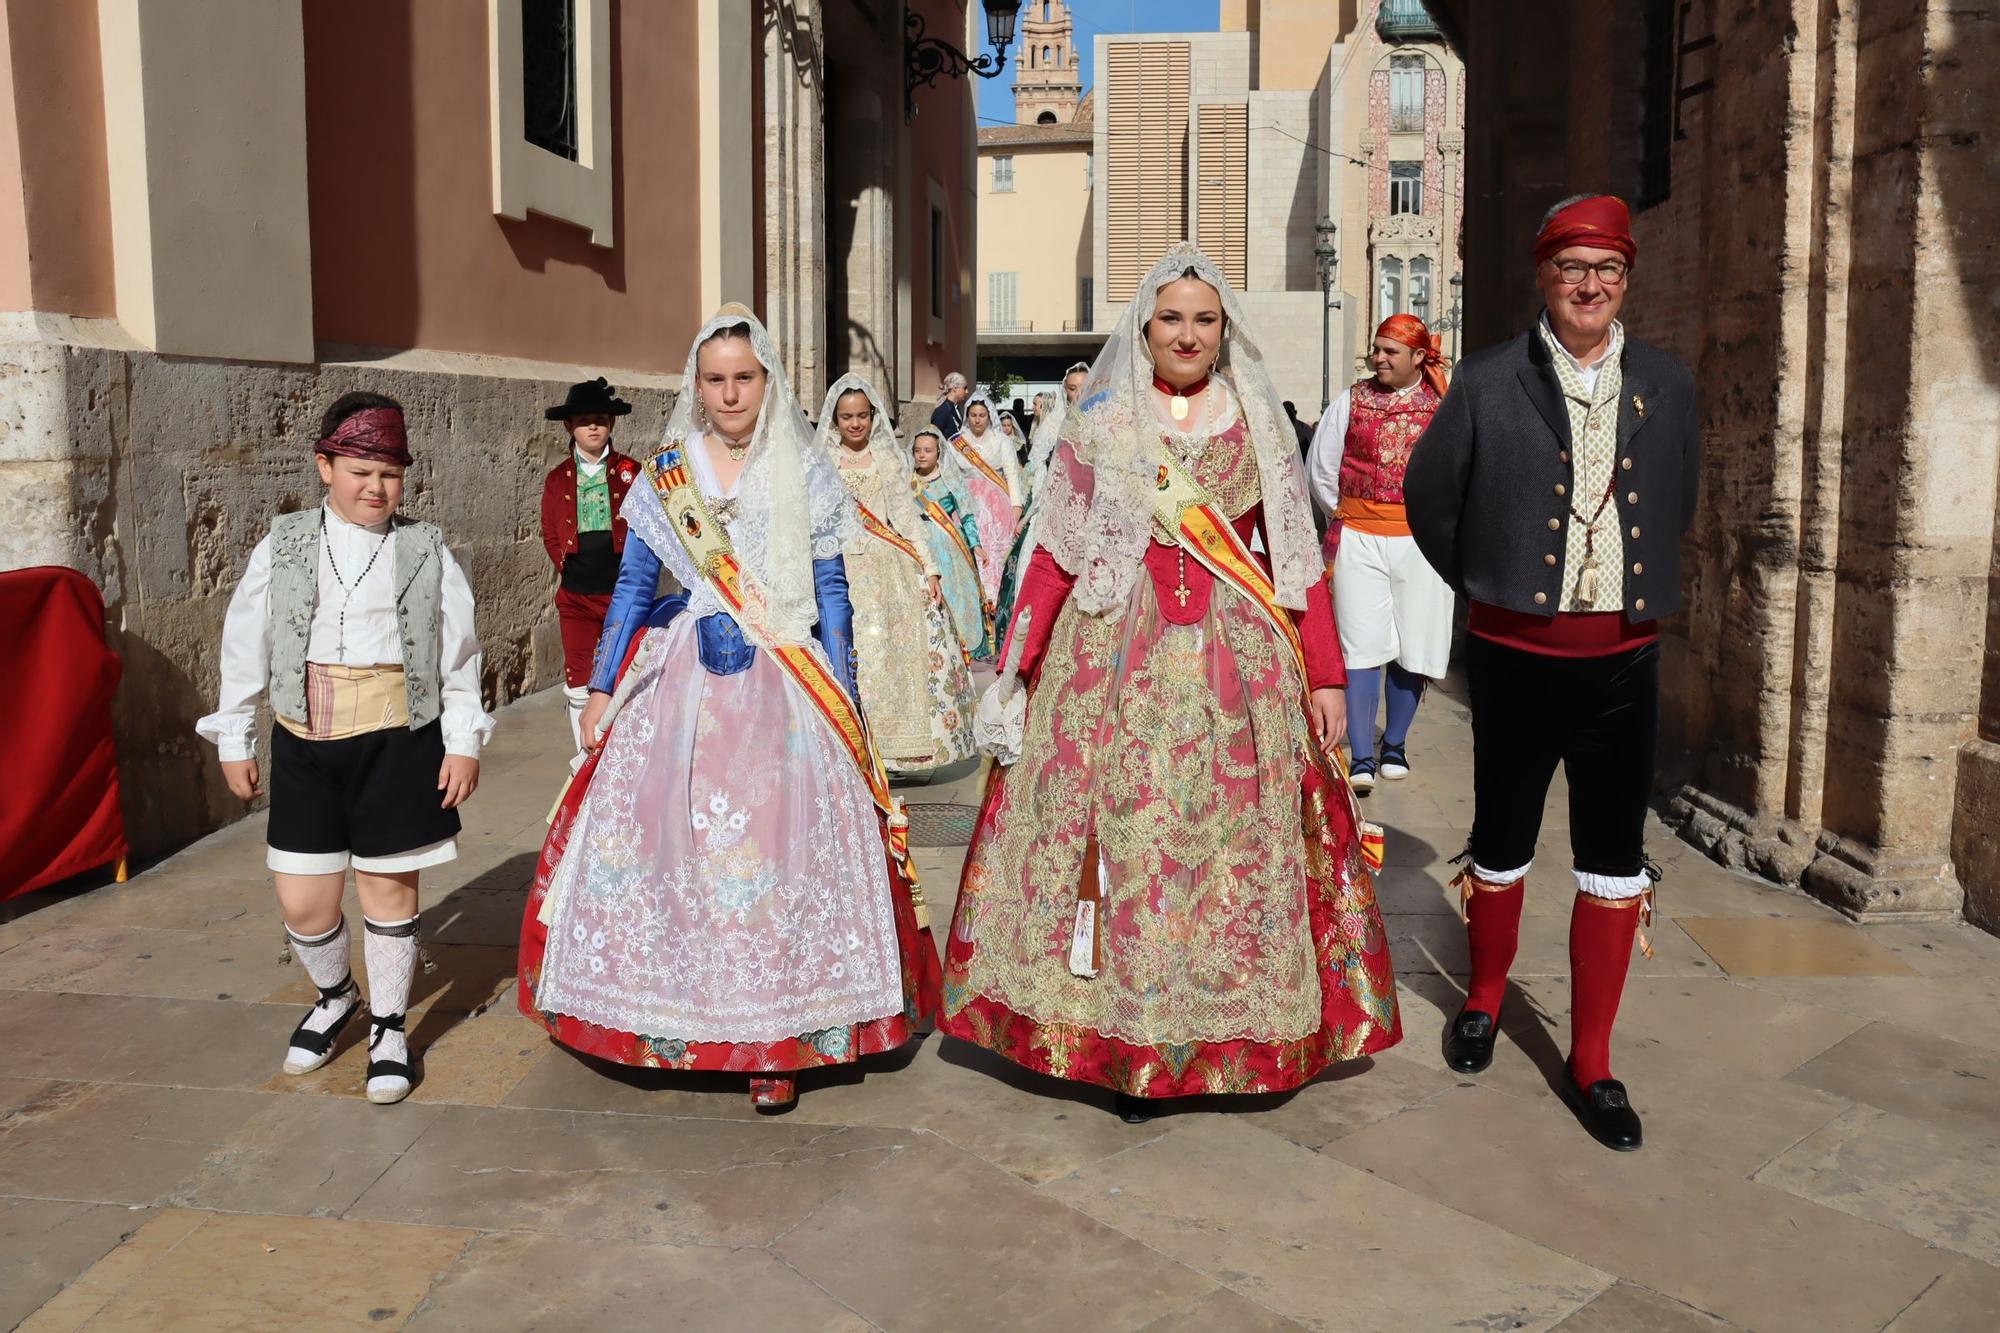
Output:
[539, 378, 639, 749]
[197, 391, 494, 1104]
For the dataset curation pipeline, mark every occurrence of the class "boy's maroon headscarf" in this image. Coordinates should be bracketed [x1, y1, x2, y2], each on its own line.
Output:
[1534, 195, 1638, 266]
[315, 407, 413, 466]
[1376, 314, 1451, 398]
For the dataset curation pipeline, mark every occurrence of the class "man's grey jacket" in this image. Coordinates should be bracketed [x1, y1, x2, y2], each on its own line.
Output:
[1404, 327, 1700, 620]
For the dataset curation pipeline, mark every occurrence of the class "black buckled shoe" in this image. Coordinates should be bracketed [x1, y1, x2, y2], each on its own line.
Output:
[1443, 1006, 1498, 1074]
[1113, 1092, 1156, 1124]
[1562, 1076, 1643, 1152]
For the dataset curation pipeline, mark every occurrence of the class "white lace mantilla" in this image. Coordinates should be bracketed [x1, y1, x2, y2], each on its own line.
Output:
[1035, 241, 1320, 612]
[619, 308, 859, 645]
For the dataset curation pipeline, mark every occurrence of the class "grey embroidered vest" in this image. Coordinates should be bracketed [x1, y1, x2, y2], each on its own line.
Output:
[266, 509, 446, 729]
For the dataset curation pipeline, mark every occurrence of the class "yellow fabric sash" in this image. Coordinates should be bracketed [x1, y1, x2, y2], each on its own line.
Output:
[1151, 450, 1382, 869]
[950, 432, 1010, 495]
[854, 500, 925, 567]
[642, 446, 926, 918]
[276, 663, 408, 741]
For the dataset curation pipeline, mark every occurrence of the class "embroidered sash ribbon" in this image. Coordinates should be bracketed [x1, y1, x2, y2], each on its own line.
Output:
[916, 489, 995, 654]
[854, 500, 925, 567]
[950, 433, 1010, 494]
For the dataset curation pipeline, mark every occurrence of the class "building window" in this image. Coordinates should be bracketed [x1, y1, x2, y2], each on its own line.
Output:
[930, 205, 947, 321]
[1409, 256, 1432, 322]
[489, 0, 613, 245]
[1388, 55, 1425, 133]
[1378, 256, 1404, 322]
[1638, 0, 1676, 208]
[1078, 276, 1093, 330]
[1389, 161, 1423, 215]
[1084, 153, 1093, 188]
[521, 0, 578, 160]
[1037, 111, 1057, 125]
[992, 155, 1015, 192]
[990, 272, 1019, 329]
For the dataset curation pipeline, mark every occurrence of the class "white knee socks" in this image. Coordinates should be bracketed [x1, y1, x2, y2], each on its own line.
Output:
[361, 913, 420, 1102]
[564, 684, 591, 750]
[282, 918, 359, 1074]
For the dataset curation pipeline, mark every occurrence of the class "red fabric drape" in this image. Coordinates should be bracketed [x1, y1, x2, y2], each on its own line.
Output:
[1, 567, 127, 899]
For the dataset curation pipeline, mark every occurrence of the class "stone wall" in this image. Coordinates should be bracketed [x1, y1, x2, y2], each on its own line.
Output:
[0, 316, 675, 861]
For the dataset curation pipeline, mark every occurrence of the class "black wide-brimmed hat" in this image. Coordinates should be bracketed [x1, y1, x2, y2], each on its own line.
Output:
[545, 377, 633, 421]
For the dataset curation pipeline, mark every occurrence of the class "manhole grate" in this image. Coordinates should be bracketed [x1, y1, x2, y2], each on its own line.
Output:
[903, 802, 981, 848]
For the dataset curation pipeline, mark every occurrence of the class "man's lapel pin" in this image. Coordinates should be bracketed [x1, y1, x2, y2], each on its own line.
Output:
[1633, 394, 1646, 418]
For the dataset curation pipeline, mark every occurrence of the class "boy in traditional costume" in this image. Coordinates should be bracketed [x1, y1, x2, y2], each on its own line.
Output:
[539, 378, 640, 750]
[198, 393, 494, 1104]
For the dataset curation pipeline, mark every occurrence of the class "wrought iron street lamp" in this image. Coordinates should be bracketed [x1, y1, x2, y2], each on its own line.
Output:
[906, 1, 1019, 120]
[1446, 270, 1465, 359]
[1314, 217, 1340, 412]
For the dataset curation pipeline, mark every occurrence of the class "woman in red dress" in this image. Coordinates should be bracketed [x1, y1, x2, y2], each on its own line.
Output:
[943, 244, 1401, 1121]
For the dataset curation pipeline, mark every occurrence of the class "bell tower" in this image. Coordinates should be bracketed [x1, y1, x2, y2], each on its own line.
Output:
[1012, 0, 1083, 125]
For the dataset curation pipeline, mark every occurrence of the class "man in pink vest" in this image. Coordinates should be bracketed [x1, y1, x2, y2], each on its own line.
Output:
[1306, 314, 1454, 793]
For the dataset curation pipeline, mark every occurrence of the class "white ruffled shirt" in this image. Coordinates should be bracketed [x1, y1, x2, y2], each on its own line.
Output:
[195, 504, 495, 762]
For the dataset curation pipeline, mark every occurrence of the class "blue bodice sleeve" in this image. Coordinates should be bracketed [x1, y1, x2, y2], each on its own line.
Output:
[813, 555, 859, 702]
[588, 539, 684, 693]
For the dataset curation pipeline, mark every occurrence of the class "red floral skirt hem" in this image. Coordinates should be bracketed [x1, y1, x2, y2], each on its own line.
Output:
[516, 681, 943, 1075]
[939, 763, 1402, 1098]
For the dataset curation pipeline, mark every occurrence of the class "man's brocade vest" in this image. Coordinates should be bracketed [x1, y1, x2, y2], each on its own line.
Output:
[1338, 379, 1443, 505]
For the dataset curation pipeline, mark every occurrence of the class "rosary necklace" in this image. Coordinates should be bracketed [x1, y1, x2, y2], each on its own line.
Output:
[1155, 380, 1217, 609]
[321, 507, 390, 659]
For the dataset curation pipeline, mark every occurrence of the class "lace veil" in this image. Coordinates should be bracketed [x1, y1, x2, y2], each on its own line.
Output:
[1035, 242, 1321, 612]
[620, 305, 858, 645]
[814, 373, 933, 553]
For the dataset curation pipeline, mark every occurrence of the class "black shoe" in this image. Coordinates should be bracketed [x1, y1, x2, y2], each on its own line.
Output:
[1350, 758, 1377, 796]
[1378, 744, 1410, 780]
[1113, 1092, 1155, 1124]
[1443, 1006, 1498, 1074]
[1562, 1076, 1644, 1152]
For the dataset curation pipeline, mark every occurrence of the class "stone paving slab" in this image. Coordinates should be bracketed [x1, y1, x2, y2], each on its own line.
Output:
[5, 680, 1999, 1330]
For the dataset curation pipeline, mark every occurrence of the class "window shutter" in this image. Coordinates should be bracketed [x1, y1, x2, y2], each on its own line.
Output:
[1106, 41, 1190, 305]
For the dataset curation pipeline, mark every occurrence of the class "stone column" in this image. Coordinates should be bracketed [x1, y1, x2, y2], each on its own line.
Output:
[761, 1, 827, 406]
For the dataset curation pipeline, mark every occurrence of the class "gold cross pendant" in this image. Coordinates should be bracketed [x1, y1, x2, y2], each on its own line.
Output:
[1174, 550, 1192, 607]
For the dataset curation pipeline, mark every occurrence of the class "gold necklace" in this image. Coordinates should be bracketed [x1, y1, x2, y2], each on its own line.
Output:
[717, 433, 751, 461]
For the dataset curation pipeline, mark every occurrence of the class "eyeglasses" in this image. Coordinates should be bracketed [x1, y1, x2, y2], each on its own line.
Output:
[1547, 259, 1630, 286]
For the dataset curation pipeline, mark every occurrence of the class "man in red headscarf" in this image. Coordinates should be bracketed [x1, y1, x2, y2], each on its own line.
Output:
[1306, 313, 1455, 795]
[1406, 194, 1702, 1152]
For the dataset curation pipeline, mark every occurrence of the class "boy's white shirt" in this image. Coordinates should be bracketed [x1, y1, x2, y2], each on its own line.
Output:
[194, 503, 495, 762]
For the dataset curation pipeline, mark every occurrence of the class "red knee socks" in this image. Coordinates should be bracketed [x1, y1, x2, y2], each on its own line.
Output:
[1567, 892, 1642, 1089]
[1462, 879, 1525, 1019]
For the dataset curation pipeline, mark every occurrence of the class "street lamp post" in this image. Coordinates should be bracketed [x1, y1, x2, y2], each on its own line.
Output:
[1313, 218, 1340, 412]
[905, 1, 1019, 120]
[1444, 270, 1465, 360]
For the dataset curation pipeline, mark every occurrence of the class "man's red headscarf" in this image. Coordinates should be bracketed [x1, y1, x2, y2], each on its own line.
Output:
[1534, 195, 1638, 266]
[1376, 314, 1450, 398]
[315, 406, 413, 466]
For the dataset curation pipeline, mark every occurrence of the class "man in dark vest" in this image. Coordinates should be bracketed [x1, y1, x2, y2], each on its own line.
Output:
[1405, 194, 1701, 1151]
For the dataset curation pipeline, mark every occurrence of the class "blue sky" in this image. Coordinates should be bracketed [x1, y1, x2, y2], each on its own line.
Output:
[975, 1, 1221, 128]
